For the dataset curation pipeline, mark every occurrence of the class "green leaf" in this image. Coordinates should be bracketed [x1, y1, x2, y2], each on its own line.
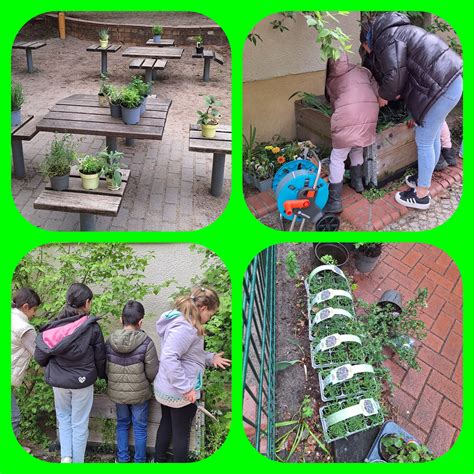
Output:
[276, 360, 300, 371]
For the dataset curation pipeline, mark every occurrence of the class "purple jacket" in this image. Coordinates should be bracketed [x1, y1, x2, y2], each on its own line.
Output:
[153, 310, 215, 400]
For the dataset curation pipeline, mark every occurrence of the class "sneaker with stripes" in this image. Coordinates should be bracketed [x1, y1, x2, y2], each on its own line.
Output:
[395, 188, 431, 210]
[405, 174, 417, 189]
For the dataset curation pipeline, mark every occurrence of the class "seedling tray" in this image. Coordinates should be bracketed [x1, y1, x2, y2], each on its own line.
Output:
[305, 265, 350, 298]
[311, 333, 366, 369]
[309, 307, 361, 341]
[308, 289, 355, 316]
[320, 396, 384, 443]
[365, 420, 420, 462]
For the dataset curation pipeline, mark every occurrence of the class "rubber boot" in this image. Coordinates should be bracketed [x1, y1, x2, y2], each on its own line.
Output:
[435, 155, 448, 171]
[441, 147, 457, 166]
[349, 165, 364, 193]
[324, 182, 343, 214]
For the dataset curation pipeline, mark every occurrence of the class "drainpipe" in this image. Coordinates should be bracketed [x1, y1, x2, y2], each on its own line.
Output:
[58, 12, 66, 39]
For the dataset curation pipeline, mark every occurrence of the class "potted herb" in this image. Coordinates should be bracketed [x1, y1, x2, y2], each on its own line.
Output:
[98, 75, 111, 107]
[197, 95, 222, 138]
[78, 154, 104, 190]
[98, 149, 125, 191]
[129, 75, 152, 114]
[152, 25, 163, 43]
[11, 82, 24, 127]
[354, 243, 383, 273]
[39, 134, 75, 191]
[107, 85, 121, 118]
[314, 243, 350, 268]
[195, 35, 204, 54]
[379, 434, 433, 462]
[98, 28, 110, 48]
[119, 87, 142, 125]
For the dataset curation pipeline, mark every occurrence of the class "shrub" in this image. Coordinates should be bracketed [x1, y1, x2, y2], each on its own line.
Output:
[39, 134, 76, 178]
[12, 82, 24, 111]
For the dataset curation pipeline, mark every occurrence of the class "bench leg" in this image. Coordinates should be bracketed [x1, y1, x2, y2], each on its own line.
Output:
[101, 51, 108, 76]
[203, 58, 211, 82]
[26, 49, 34, 73]
[12, 140, 26, 179]
[106, 136, 117, 152]
[145, 69, 153, 83]
[210, 153, 226, 197]
[152, 69, 157, 81]
[125, 138, 135, 146]
[80, 213, 96, 231]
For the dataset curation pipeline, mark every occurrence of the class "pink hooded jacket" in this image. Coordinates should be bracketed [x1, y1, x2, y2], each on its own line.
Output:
[325, 53, 380, 149]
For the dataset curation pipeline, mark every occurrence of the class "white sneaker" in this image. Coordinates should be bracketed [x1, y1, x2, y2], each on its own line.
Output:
[61, 457, 73, 463]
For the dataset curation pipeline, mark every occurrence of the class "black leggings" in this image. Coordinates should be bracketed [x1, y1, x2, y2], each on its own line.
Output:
[154, 403, 197, 462]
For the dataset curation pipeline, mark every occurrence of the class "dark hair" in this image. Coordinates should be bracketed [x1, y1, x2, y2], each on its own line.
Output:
[360, 20, 371, 44]
[12, 288, 41, 310]
[122, 300, 145, 326]
[58, 283, 93, 319]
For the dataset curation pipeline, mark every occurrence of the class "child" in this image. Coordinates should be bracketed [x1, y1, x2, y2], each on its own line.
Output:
[153, 287, 231, 463]
[106, 301, 159, 463]
[34, 283, 106, 464]
[11, 288, 41, 441]
[324, 53, 380, 213]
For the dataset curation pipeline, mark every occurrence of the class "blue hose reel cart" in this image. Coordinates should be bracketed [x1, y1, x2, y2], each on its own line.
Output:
[272, 149, 340, 231]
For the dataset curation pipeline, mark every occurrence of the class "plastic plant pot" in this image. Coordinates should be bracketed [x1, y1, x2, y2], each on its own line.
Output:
[314, 243, 350, 267]
[110, 103, 122, 118]
[121, 105, 141, 125]
[305, 265, 350, 297]
[12, 109, 22, 127]
[140, 96, 148, 115]
[310, 333, 365, 369]
[377, 289, 403, 314]
[308, 288, 354, 315]
[99, 39, 109, 48]
[255, 177, 273, 192]
[196, 44, 204, 54]
[309, 309, 361, 342]
[320, 397, 384, 443]
[50, 174, 70, 191]
[153, 35, 162, 43]
[79, 172, 100, 190]
[201, 124, 217, 138]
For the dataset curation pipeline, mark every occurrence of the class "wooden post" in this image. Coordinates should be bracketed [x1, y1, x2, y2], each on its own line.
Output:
[58, 12, 66, 39]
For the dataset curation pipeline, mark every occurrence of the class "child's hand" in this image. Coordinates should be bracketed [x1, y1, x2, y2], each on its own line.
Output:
[378, 97, 388, 107]
[213, 352, 231, 369]
[406, 119, 416, 129]
[184, 389, 197, 403]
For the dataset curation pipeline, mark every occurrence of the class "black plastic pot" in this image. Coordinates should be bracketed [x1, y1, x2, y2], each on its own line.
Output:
[50, 174, 69, 191]
[355, 252, 381, 273]
[196, 45, 204, 54]
[378, 290, 403, 313]
[110, 103, 122, 118]
[313, 243, 350, 267]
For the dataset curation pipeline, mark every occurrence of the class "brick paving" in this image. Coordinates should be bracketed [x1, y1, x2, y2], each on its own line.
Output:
[352, 243, 462, 457]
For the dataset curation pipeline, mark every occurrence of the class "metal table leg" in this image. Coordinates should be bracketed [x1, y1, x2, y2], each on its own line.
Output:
[210, 153, 226, 197]
[26, 49, 34, 73]
[145, 68, 153, 83]
[80, 213, 96, 231]
[125, 138, 135, 146]
[203, 58, 211, 82]
[106, 136, 117, 152]
[12, 140, 26, 179]
[152, 69, 158, 81]
[101, 51, 108, 76]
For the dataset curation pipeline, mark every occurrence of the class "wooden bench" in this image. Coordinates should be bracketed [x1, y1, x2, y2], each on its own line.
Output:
[34, 167, 130, 231]
[145, 38, 176, 47]
[11, 115, 40, 178]
[192, 50, 224, 82]
[86, 43, 122, 76]
[13, 41, 47, 73]
[129, 58, 168, 82]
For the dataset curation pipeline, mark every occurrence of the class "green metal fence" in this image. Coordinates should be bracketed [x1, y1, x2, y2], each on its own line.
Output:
[242, 246, 276, 459]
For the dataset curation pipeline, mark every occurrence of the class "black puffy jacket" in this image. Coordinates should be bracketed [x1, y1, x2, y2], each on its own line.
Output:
[370, 12, 462, 124]
[35, 314, 106, 389]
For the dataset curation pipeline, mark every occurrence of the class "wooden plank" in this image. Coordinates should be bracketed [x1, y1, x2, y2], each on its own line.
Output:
[57, 95, 171, 110]
[11, 115, 34, 136]
[190, 124, 231, 133]
[30, 41, 46, 49]
[107, 44, 122, 52]
[34, 190, 122, 216]
[189, 130, 231, 141]
[203, 50, 214, 59]
[122, 46, 183, 59]
[70, 167, 130, 182]
[154, 59, 167, 70]
[189, 138, 232, 154]
[45, 176, 128, 197]
[129, 58, 145, 68]
[142, 58, 156, 68]
[214, 53, 224, 65]
[52, 104, 168, 120]
[17, 41, 36, 48]
[145, 38, 175, 46]
[86, 44, 101, 51]
[13, 41, 28, 48]
[44, 111, 166, 127]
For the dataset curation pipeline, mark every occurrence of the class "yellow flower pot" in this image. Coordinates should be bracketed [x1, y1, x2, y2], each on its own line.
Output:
[99, 39, 109, 48]
[80, 172, 100, 190]
[201, 124, 217, 138]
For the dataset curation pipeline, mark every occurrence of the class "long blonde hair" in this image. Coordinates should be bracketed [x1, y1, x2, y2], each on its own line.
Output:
[174, 287, 220, 336]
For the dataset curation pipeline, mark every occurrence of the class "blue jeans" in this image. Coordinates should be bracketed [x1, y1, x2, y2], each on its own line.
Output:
[53, 385, 94, 463]
[416, 75, 463, 187]
[11, 389, 20, 437]
[116, 401, 149, 463]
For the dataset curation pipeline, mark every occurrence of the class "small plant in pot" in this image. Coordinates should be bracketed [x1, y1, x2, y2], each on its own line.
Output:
[130, 75, 152, 114]
[197, 96, 222, 138]
[98, 75, 112, 107]
[119, 87, 142, 125]
[107, 86, 122, 118]
[11, 82, 24, 127]
[152, 25, 163, 43]
[354, 243, 383, 273]
[39, 134, 75, 191]
[195, 35, 204, 54]
[98, 28, 110, 48]
[98, 149, 125, 191]
[379, 434, 434, 462]
[314, 243, 350, 267]
[78, 154, 104, 190]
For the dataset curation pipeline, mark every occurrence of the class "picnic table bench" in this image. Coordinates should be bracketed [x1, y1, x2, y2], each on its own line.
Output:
[13, 41, 47, 73]
[145, 38, 176, 46]
[34, 167, 130, 231]
[129, 58, 168, 83]
[86, 43, 122, 75]
[188, 124, 231, 197]
[11, 115, 40, 178]
[36, 94, 172, 152]
[192, 49, 224, 82]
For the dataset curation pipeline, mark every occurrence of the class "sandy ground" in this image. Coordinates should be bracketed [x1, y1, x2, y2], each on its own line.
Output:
[12, 22, 231, 231]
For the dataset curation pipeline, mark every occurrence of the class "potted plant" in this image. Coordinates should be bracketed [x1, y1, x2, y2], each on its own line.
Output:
[78, 154, 104, 190]
[11, 82, 24, 127]
[197, 95, 222, 138]
[98, 75, 111, 107]
[98, 149, 125, 191]
[354, 243, 383, 273]
[98, 29, 110, 48]
[313, 243, 350, 268]
[119, 87, 142, 125]
[152, 25, 163, 43]
[39, 134, 75, 191]
[195, 35, 204, 54]
[379, 434, 433, 462]
[130, 75, 152, 114]
[107, 85, 121, 118]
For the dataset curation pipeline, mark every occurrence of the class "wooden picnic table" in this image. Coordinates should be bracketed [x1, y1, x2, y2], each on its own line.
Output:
[13, 41, 47, 73]
[86, 43, 122, 75]
[36, 94, 172, 152]
[188, 124, 231, 197]
[192, 49, 224, 82]
[145, 38, 176, 46]
[122, 46, 183, 60]
[34, 167, 130, 231]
